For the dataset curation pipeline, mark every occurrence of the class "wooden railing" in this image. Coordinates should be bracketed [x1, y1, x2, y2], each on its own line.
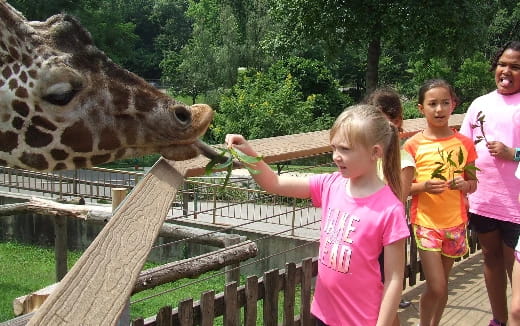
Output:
[132, 257, 318, 326]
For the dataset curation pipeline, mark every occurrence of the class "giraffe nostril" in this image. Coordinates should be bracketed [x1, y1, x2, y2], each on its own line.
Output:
[172, 104, 191, 126]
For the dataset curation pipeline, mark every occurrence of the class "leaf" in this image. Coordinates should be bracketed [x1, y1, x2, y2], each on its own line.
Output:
[212, 155, 234, 170]
[231, 147, 263, 164]
[221, 164, 233, 188]
[457, 148, 464, 166]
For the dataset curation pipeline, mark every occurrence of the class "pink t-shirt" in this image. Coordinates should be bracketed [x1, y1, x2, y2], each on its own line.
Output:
[309, 172, 410, 325]
[459, 90, 520, 223]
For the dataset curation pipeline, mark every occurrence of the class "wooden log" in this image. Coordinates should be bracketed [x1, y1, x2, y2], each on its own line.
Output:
[0, 197, 243, 248]
[133, 240, 258, 294]
[12, 284, 58, 316]
[26, 159, 185, 326]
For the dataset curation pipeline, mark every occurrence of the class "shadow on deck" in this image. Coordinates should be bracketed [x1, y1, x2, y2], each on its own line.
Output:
[398, 251, 511, 325]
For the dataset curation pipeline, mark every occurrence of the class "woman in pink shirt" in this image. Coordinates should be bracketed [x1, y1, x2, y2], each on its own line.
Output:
[459, 41, 520, 326]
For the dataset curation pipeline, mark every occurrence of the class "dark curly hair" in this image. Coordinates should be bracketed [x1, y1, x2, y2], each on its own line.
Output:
[490, 41, 520, 71]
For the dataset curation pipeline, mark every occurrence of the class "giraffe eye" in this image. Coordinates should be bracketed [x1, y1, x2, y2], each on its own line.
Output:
[42, 90, 78, 106]
[42, 82, 80, 106]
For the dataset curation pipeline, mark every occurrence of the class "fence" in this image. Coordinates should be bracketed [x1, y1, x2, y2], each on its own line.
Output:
[0, 161, 480, 325]
[133, 257, 317, 326]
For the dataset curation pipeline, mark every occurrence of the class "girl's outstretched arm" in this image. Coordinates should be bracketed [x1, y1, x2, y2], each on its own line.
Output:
[377, 238, 406, 326]
[225, 134, 311, 199]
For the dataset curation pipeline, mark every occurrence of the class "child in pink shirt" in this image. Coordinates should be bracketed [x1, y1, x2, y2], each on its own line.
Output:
[226, 105, 410, 325]
[459, 41, 520, 326]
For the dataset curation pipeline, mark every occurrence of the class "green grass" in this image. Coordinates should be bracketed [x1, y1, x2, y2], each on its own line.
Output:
[0, 242, 306, 324]
[0, 241, 227, 323]
[0, 241, 82, 321]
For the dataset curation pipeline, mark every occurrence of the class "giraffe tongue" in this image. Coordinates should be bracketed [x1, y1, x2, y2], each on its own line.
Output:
[196, 140, 243, 167]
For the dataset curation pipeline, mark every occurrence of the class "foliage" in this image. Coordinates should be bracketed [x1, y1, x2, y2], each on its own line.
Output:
[470, 111, 490, 145]
[454, 54, 496, 111]
[211, 57, 349, 142]
[204, 147, 262, 187]
[430, 148, 480, 186]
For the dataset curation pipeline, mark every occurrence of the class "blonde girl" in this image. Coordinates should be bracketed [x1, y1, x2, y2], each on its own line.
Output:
[226, 104, 410, 325]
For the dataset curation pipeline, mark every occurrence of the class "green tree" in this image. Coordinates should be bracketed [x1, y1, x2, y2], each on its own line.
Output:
[211, 58, 349, 141]
[268, 1, 495, 95]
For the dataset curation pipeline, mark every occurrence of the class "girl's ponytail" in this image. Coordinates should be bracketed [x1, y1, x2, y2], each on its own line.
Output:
[383, 122, 403, 202]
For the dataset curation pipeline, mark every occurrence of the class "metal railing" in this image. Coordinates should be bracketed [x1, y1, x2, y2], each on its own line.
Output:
[0, 165, 321, 237]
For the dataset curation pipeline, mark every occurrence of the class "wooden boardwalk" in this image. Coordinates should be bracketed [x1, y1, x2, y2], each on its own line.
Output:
[398, 251, 511, 325]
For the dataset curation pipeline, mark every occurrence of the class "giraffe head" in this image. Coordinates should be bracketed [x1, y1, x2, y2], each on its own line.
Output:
[0, 0, 214, 171]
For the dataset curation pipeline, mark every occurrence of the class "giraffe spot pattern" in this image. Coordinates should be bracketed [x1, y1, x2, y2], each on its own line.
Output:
[51, 149, 69, 160]
[12, 117, 23, 129]
[32, 116, 57, 131]
[98, 128, 121, 150]
[91, 154, 111, 166]
[25, 125, 53, 147]
[19, 71, 27, 83]
[135, 89, 154, 112]
[15, 87, 28, 98]
[0, 131, 18, 152]
[61, 121, 93, 152]
[1, 66, 11, 79]
[53, 162, 67, 170]
[8, 78, 17, 90]
[12, 100, 29, 117]
[20, 152, 48, 170]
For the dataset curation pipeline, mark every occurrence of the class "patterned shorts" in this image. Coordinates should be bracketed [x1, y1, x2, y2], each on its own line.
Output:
[413, 224, 468, 258]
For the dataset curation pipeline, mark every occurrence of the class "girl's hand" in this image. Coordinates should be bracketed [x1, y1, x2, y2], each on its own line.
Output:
[448, 176, 468, 192]
[225, 134, 257, 157]
[487, 141, 514, 160]
[424, 179, 447, 194]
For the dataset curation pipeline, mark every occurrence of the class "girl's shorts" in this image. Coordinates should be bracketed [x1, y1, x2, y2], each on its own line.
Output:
[413, 224, 468, 258]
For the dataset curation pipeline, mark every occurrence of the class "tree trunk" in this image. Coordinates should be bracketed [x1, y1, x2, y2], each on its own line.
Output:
[365, 34, 381, 95]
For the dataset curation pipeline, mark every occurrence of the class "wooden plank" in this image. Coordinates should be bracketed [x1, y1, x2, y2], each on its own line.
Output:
[173, 114, 466, 177]
[26, 159, 185, 326]
[224, 282, 239, 326]
[199, 291, 215, 326]
[300, 258, 313, 326]
[244, 276, 258, 326]
[178, 299, 194, 326]
[156, 305, 172, 326]
[263, 269, 279, 326]
[283, 262, 296, 326]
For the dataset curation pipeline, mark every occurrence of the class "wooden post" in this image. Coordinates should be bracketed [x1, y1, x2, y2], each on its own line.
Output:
[224, 235, 241, 285]
[26, 159, 185, 326]
[54, 215, 68, 281]
[112, 188, 130, 326]
[112, 188, 128, 212]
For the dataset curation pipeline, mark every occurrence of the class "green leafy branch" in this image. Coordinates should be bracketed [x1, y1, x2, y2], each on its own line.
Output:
[204, 147, 263, 187]
[470, 110, 489, 145]
[430, 147, 480, 187]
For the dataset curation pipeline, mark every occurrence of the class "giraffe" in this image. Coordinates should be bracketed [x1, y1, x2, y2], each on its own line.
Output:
[0, 0, 215, 172]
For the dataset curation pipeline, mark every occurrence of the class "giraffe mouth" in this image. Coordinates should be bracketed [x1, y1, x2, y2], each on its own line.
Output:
[157, 140, 242, 167]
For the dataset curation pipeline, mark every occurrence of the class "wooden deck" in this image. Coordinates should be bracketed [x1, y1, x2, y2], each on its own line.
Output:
[398, 251, 511, 325]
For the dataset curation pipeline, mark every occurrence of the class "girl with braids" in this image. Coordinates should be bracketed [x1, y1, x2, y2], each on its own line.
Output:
[460, 41, 520, 326]
[225, 104, 410, 325]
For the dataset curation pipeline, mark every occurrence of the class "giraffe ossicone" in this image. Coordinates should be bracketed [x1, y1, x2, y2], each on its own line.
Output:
[0, 0, 214, 171]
